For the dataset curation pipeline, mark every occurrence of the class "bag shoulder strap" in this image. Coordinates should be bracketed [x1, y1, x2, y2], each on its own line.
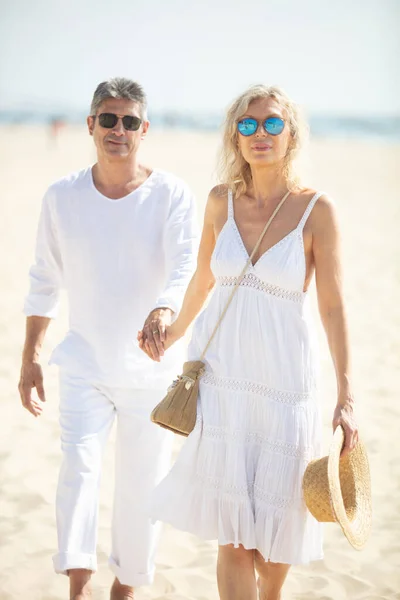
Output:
[200, 189, 291, 360]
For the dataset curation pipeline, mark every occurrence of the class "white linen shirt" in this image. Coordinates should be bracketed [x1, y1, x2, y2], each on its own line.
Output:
[24, 166, 198, 389]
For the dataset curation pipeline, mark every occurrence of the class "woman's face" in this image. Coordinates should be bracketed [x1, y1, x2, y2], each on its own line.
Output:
[237, 96, 292, 169]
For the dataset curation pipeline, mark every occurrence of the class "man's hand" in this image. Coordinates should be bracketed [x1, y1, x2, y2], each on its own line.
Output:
[18, 361, 46, 417]
[138, 308, 173, 362]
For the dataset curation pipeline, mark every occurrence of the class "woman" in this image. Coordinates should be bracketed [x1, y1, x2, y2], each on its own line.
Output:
[139, 85, 358, 600]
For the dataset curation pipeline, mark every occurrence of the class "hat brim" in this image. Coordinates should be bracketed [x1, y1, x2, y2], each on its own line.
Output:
[327, 426, 372, 549]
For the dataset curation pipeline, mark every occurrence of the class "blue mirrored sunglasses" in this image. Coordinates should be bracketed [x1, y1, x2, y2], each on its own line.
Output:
[237, 117, 285, 137]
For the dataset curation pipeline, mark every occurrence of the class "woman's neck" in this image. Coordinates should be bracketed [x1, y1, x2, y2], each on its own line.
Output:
[248, 164, 289, 207]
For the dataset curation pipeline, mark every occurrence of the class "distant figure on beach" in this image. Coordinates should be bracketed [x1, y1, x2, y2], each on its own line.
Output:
[140, 85, 359, 600]
[18, 78, 197, 599]
[49, 116, 66, 147]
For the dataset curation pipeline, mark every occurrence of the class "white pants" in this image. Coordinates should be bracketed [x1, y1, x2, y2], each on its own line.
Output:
[53, 370, 173, 587]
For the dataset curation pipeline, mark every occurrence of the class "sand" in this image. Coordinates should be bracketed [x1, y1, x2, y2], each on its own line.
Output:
[0, 125, 399, 599]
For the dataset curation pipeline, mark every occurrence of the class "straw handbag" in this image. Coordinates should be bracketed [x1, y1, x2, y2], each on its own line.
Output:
[150, 190, 291, 436]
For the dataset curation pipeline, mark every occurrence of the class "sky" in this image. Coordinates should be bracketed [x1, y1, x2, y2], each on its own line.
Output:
[0, 0, 399, 117]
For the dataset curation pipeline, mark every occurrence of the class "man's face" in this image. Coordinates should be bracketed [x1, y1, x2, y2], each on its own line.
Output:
[87, 97, 149, 161]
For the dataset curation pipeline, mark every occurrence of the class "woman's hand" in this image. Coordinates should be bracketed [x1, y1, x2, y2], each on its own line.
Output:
[138, 322, 184, 361]
[332, 397, 359, 458]
[136, 308, 173, 362]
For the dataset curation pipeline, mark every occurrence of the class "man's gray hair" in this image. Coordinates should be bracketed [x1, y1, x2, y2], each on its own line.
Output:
[90, 78, 148, 118]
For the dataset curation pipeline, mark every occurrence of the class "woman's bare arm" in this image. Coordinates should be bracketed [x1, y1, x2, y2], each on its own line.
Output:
[312, 195, 358, 456]
[139, 187, 223, 358]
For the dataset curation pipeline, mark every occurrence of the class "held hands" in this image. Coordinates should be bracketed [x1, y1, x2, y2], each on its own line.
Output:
[18, 360, 46, 417]
[332, 395, 359, 458]
[137, 308, 182, 362]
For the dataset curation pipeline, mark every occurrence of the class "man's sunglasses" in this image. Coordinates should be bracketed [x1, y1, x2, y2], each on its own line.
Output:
[237, 117, 285, 137]
[93, 112, 142, 131]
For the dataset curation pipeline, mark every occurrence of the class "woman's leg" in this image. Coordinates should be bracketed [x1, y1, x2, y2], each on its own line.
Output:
[217, 544, 257, 600]
[254, 551, 290, 600]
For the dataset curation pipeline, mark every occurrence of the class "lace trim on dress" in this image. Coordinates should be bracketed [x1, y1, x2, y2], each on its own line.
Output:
[181, 463, 299, 508]
[201, 373, 315, 406]
[216, 273, 304, 303]
[190, 471, 252, 498]
[253, 486, 297, 509]
[200, 423, 314, 459]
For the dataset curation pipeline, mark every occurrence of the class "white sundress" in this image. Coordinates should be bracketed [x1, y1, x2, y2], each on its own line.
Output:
[152, 190, 324, 564]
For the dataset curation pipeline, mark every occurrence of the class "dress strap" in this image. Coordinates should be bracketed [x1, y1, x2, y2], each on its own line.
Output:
[227, 189, 234, 220]
[297, 191, 324, 231]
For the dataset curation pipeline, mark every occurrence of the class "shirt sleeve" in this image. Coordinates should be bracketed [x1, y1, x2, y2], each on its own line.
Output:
[23, 188, 63, 319]
[154, 183, 199, 315]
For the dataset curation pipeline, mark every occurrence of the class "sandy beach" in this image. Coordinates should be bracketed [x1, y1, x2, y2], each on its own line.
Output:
[1, 125, 399, 599]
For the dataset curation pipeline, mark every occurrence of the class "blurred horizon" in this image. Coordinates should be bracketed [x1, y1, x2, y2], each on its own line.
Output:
[1, 110, 399, 141]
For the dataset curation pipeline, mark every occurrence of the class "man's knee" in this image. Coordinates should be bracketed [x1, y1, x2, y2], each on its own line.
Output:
[59, 439, 102, 485]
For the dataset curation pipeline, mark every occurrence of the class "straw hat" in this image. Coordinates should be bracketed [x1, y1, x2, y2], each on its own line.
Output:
[302, 426, 372, 549]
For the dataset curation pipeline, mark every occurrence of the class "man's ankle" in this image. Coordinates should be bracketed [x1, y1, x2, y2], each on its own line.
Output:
[69, 568, 92, 599]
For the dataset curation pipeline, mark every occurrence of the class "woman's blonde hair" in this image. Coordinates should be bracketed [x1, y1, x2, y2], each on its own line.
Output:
[218, 85, 308, 196]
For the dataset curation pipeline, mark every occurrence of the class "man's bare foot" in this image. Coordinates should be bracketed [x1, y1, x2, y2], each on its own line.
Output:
[69, 568, 92, 599]
[110, 577, 134, 599]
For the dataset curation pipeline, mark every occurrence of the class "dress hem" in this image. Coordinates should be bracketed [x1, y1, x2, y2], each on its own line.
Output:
[153, 514, 323, 565]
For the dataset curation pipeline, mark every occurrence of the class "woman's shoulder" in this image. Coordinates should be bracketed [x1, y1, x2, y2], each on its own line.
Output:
[209, 183, 229, 200]
[205, 184, 230, 217]
[297, 188, 338, 231]
[295, 187, 335, 212]
[294, 187, 328, 202]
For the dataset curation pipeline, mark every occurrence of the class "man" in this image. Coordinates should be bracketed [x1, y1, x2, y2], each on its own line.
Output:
[18, 78, 198, 600]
